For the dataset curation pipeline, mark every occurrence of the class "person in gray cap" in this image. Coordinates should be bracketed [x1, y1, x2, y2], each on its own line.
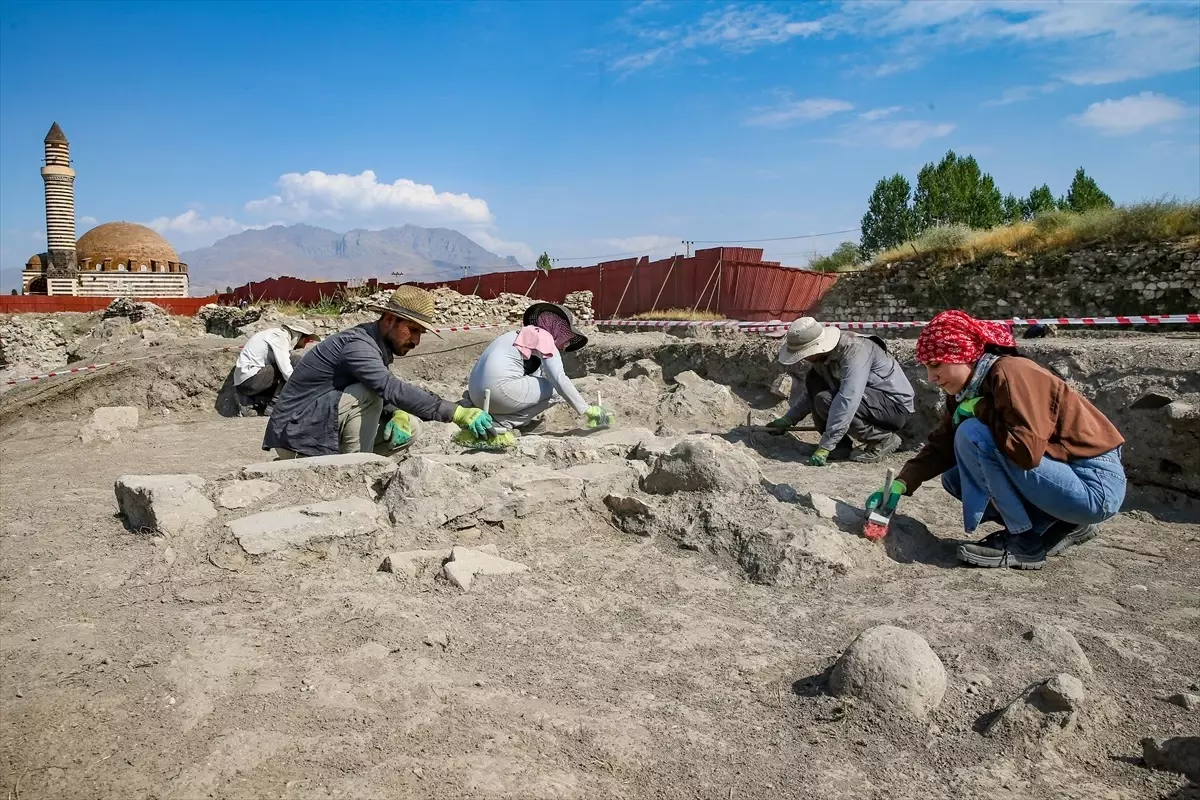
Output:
[767, 317, 914, 465]
[233, 320, 320, 416]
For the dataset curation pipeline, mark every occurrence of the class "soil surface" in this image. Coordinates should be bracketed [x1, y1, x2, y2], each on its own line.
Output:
[1, 326, 1198, 800]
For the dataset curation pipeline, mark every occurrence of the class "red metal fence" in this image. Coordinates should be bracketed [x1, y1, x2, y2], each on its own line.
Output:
[0, 295, 218, 315]
[215, 247, 838, 321]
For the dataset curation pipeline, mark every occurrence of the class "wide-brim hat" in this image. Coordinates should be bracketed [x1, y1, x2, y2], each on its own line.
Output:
[367, 285, 442, 338]
[777, 317, 841, 365]
[282, 320, 319, 339]
[523, 302, 588, 352]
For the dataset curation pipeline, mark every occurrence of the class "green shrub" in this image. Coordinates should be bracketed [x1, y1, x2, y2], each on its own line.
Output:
[914, 224, 972, 252]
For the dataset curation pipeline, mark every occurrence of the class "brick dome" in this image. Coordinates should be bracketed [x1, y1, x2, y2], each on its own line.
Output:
[77, 222, 178, 266]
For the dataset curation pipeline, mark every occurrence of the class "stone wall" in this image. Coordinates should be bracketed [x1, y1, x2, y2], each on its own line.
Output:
[817, 240, 1200, 322]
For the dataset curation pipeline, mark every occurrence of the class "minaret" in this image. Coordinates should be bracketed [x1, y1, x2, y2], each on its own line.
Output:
[41, 122, 77, 277]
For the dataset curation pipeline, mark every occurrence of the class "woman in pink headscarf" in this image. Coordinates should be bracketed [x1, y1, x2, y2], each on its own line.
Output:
[466, 303, 612, 433]
[866, 310, 1126, 570]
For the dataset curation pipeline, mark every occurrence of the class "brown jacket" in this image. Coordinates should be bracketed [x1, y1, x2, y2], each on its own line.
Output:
[897, 356, 1124, 493]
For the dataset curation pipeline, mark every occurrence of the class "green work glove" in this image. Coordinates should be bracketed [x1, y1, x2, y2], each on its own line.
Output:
[865, 480, 907, 514]
[808, 448, 831, 467]
[382, 410, 414, 448]
[585, 405, 615, 428]
[453, 405, 495, 438]
[765, 417, 792, 436]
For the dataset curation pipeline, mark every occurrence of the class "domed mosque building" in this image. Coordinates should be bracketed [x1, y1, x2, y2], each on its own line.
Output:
[22, 123, 190, 297]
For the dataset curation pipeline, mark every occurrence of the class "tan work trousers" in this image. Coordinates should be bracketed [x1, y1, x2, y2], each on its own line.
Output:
[275, 383, 419, 459]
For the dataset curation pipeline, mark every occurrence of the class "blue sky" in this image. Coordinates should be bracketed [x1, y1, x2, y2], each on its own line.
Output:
[1, 0, 1198, 288]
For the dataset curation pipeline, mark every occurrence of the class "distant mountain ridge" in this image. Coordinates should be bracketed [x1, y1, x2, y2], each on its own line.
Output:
[180, 223, 522, 293]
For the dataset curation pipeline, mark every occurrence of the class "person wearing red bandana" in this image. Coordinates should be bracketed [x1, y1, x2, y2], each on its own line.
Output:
[866, 310, 1126, 570]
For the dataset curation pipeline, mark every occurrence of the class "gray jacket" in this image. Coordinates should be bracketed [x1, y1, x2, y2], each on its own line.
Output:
[263, 322, 456, 456]
[785, 333, 915, 450]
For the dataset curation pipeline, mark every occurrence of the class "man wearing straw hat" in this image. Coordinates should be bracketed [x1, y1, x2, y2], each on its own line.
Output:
[768, 317, 914, 465]
[263, 285, 494, 458]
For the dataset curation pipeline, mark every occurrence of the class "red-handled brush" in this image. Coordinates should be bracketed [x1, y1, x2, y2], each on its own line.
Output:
[863, 468, 895, 542]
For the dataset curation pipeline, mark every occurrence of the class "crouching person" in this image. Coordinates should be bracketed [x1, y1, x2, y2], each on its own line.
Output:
[769, 317, 914, 465]
[874, 310, 1126, 570]
[233, 321, 320, 416]
[262, 286, 493, 459]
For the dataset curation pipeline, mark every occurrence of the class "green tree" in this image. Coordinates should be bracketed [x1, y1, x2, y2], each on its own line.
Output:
[535, 251, 552, 274]
[912, 151, 1004, 231]
[859, 174, 915, 255]
[809, 241, 863, 272]
[1024, 184, 1057, 219]
[1064, 167, 1114, 213]
[1002, 194, 1024, 225]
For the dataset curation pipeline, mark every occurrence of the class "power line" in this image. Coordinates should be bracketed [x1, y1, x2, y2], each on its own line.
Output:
[690, 227, 860, 244]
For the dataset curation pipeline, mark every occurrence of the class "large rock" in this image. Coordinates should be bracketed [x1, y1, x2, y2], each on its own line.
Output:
[829, 625, 947, 719]
[475, 466, 585, 520]
[984, 674, 1087, 740]
[1024, 624, 1093, 678]
[217, 479, 282, 510]
[442, 545, 529, 591]
[560, 462, 641, 501]
[80, 406, 139, 444]
[1142, 737, 1200, 782]
[115, 474, 217, 537]
[641, 436, 760, 495]
[604, 494, 658, 537]
[383, 456, 489, 529]
[658, 370, 741, 423]
[241, 453, 397, 485]
[623, 359, 663, 381]
[229, 498, 382, 555]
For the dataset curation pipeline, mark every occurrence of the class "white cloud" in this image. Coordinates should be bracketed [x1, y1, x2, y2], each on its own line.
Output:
[1073, 92, 1190, 136]
[468, 229, 535, 265]
[614, 4, 823, 73]
[245, 170, 493, 226]
[858, 105, 903, 121]
[145, 210, 253, 239]
[600, 235, 681, 254]
[745, 97, 854, 127]
[79, 215, 98, 226]
[834, 119, 956, 149]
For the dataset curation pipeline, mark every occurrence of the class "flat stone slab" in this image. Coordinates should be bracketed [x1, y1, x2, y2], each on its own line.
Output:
[115, 474, 217, 537]
[241, 453, 397, 482]
[81, 406, 139, 444]
[229, 497, 382, 555]
[217, 479, 281, 510]
[380, 544, 498, 578]
[442, 545, 529, 591]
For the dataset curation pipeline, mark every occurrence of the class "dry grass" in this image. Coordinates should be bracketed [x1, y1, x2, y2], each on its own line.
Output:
[628, 308, 727, 321]
[269, 297, 345, 317]
[873, 201, 1200, 266]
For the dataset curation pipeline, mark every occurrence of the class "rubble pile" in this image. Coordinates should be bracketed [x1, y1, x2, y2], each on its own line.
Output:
[197, 304, 264, 338]
[102, 298, 166, 324]
[346, 286, 596, 328]
[563, 291, 596, 324]
[0, 315, 69, 372]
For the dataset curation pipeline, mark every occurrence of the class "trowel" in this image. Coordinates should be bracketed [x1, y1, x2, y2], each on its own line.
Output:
[740, 412, 819, 434]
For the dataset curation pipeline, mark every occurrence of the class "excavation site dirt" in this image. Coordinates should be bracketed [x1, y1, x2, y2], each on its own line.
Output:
[1, 314, 1198, 799]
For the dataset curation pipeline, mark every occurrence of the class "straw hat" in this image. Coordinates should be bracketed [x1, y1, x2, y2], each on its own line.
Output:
[367, 285, 442, 338]
[523, 302, 588, 352]
[282, 320, 318, 338]
[777, 317, 841, 365]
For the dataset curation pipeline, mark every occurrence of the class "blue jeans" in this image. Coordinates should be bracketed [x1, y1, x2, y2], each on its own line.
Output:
[941, 418, 1126, 537]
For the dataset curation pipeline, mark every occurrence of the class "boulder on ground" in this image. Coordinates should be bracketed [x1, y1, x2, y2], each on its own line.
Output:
[1024, 624, 1093, 678]
[442, 545, 529, 591]
[984, 673, 1087, 740]
[1141, 737, 1200, 782]
[217, 479, 281, 510]
[115, 474, 217, 537]
[380, 548, 452, 578]
[229, 497, 381, 555]
[1166, 692, 1199, 711]
[623, 359, 663, 381]
[383, 456, 489, 529]
[80, 406, 139, 444]
[769, 373, 793, 400]
[641, 436, 760, 495]
[829, 625, 947, 719]
[604, 494, 657, 537]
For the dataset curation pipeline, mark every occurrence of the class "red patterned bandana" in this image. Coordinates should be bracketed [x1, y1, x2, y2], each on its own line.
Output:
[536, 311, 575, 351]
[916, 310, 1016, 364]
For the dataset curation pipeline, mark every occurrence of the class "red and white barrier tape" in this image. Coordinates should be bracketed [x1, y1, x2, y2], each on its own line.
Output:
[5, 313, 1196, 388]
[602, 313, 1200, 332]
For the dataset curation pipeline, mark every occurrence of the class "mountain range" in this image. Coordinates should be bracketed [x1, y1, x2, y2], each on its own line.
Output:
[180, 224, 523, 294]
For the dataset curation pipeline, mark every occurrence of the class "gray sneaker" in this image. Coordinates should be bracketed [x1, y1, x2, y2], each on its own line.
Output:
[1044, 523, 1100, 557]
[851, 433, 903, 463]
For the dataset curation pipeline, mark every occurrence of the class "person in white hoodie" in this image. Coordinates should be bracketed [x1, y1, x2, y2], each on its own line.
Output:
[233, 320, 319, 416]
[466, 303, 612, 433]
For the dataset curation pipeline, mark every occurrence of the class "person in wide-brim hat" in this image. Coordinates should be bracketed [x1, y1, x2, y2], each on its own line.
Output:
[263, 284, 496, 459]
[766, 316, 915, 467]
[232, 318, 322, 416]
[463, 301, 610, 435]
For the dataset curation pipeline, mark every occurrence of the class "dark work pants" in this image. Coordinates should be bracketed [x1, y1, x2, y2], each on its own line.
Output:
[236, 364, 282, 410]
[807, 370, 909, 446]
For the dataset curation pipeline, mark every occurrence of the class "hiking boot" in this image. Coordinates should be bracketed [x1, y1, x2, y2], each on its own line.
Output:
[957, 531, 1046, 570]
[1044, 522, 1100, 557]
[851, 433, 903, 463]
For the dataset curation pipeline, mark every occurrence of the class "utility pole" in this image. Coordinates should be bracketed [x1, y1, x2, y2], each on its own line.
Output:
[682, 240, 694, 258]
